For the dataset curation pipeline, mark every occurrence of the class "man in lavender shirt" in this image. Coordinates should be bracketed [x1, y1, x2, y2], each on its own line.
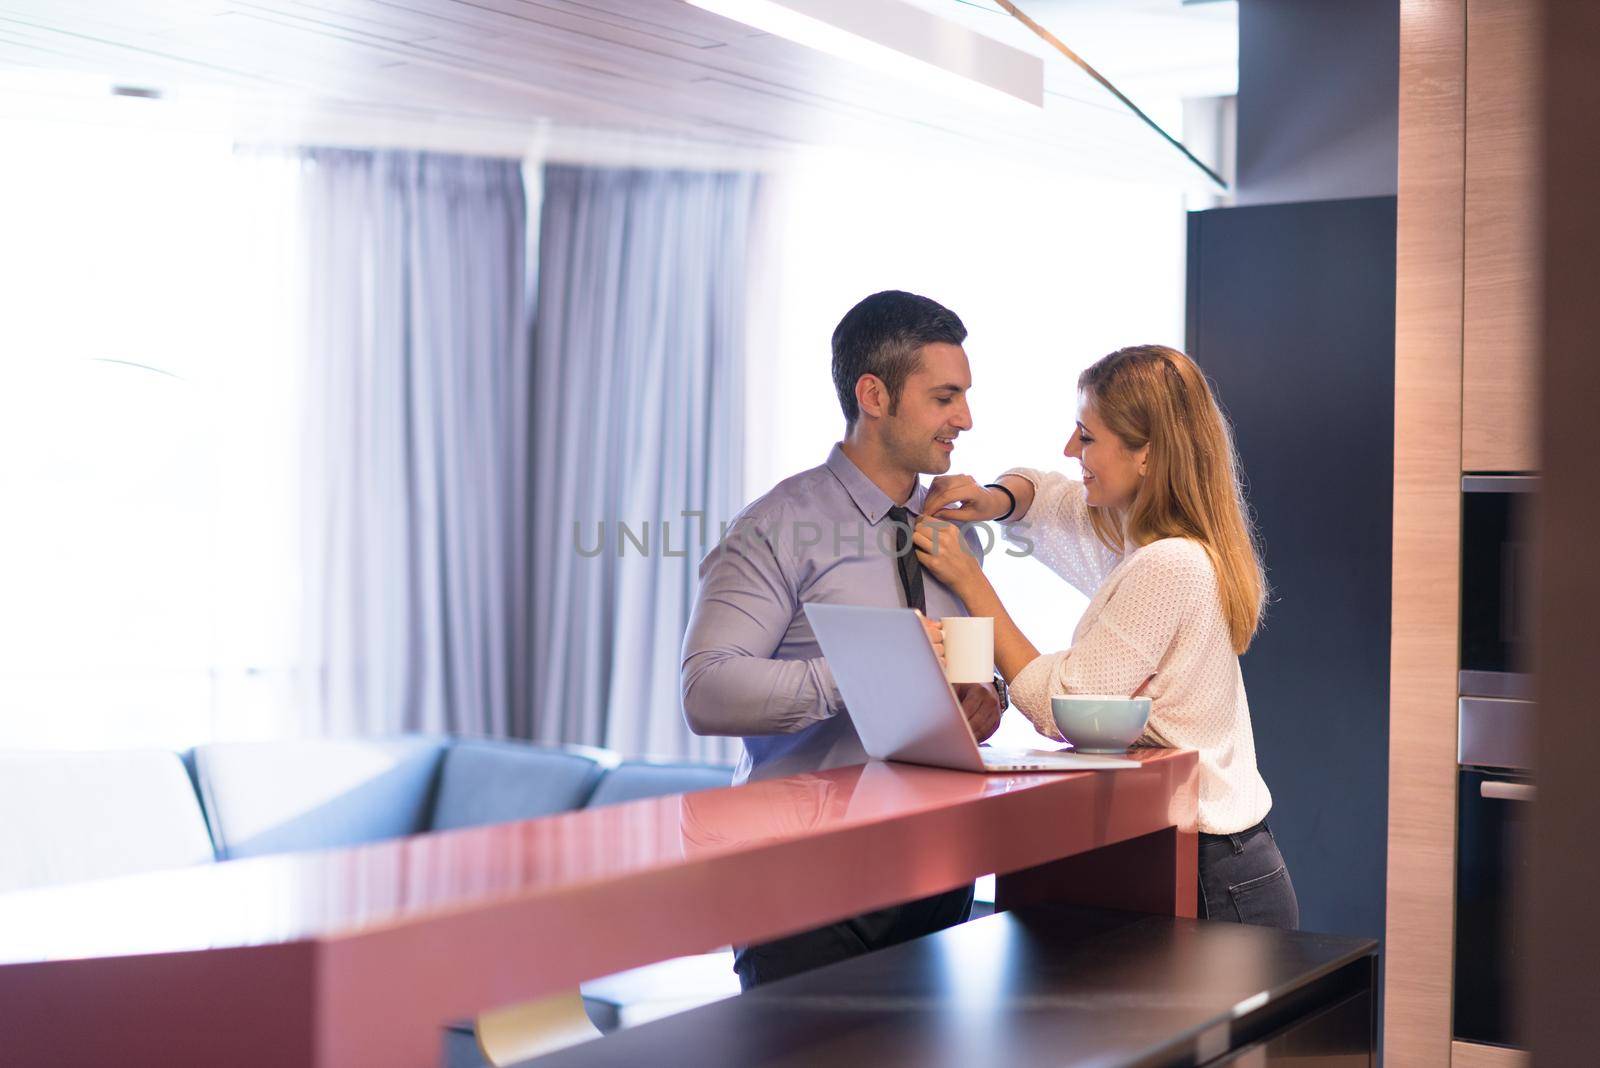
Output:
[680, 290, 1003, 989]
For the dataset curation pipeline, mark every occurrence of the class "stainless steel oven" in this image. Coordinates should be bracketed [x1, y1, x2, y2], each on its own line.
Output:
[1459, 475, 1536, 700]
[1454, 474, 1536, 1051]
[1454, 731, 1532, 1049]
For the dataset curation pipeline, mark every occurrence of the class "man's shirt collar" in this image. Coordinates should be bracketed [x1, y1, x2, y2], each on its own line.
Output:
[824, 443, 928, 525]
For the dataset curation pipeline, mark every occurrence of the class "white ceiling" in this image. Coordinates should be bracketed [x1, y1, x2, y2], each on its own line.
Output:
[0, 0, 1236, 183]
[919, 1, 1237, 116]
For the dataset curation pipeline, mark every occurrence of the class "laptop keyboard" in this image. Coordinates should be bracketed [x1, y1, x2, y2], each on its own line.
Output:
[982, 751, 1072, 768]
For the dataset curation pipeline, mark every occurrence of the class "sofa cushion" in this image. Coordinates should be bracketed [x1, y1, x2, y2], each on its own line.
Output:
[0, 750, 215, 893]
[192, 737, 447, 860]
[584, 761, 733, 810]
[429, 739, 607, 832]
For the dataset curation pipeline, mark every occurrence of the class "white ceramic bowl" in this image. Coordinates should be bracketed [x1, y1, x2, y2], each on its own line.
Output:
[1049, 694, 1151, 753]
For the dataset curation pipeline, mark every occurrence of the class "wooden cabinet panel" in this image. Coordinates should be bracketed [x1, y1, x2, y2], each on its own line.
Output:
[1453, 1039, 1530, 1067]
[1387, 2, 1465, 1064]
[1463, 0, 1540, 471]
[1393, 1, 1542, 1060]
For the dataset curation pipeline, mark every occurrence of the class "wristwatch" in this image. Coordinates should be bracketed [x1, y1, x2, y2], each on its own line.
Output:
[992, 671, 1010, 712]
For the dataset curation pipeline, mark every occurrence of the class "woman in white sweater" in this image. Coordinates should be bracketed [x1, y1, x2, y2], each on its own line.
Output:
[912, 344, 1298, 929]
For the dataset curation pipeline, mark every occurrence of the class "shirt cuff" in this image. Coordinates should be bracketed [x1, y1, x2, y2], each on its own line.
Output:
[815, 656, 845, 717]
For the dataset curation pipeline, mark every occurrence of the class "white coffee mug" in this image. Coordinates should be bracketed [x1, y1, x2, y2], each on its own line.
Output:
[940, 616, 994, 684]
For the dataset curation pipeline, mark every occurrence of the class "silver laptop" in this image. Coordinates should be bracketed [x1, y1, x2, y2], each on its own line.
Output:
[803, 603, 1139, 773]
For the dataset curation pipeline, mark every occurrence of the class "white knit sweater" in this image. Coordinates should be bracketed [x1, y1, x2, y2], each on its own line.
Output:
[1000, 467, 1273, 835]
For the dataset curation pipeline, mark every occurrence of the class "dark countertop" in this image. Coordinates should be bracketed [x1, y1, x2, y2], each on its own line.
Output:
[520, 904, 1378, 1067]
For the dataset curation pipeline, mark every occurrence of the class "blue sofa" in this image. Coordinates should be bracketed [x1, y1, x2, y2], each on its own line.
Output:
[1, 748, 217, 894]
[0, 737, 738, 1062]
[187, 736, 626, 859]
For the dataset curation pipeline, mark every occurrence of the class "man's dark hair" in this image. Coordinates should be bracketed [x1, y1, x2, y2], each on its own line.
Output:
[830, 290, 967, 427]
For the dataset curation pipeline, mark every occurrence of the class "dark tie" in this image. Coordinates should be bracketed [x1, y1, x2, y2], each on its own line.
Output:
[886, 505, 926, 614]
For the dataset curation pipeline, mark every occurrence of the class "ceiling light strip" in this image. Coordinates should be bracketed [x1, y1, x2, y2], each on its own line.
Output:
[688, 0, 1044, 110]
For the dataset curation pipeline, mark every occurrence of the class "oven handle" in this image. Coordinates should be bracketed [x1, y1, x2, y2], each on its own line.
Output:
[1481, 781, 1537, 803]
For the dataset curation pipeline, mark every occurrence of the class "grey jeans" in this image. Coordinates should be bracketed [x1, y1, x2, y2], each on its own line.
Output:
[1198, 820, 1300, 929]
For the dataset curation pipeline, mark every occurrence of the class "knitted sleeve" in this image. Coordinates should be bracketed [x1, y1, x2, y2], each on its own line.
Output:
[1009, 539, 1210, 739]
[998, 467, 1123, 597]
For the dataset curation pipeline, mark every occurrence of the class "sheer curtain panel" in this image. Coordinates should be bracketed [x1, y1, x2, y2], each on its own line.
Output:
[298, 150, 530, 738]
[530, 165, 759, 762]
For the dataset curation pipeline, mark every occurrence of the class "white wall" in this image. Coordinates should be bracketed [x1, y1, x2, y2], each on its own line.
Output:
[748, 147, 1189, 746]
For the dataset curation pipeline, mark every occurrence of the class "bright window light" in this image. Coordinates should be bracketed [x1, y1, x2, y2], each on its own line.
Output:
[0, 80, 303, 751]
[749, 145, 1188, 752]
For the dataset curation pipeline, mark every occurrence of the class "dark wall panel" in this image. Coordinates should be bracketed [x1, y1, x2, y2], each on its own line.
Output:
[1237, 0, 1399, 206]
[1186, 196, 1395, 944]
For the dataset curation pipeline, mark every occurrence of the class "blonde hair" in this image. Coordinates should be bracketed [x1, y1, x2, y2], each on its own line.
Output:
[1078, 345, 1267, 654]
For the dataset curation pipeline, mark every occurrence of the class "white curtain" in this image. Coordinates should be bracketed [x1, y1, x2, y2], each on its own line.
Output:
[529, 165, 760, 762]
[297, 149, 531, 738]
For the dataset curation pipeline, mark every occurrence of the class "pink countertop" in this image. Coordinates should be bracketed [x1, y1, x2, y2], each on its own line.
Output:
[0, 749, 1197, 1066]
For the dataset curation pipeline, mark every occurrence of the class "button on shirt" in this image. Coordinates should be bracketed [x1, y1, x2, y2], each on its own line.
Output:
[681, 444, 981, 784]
